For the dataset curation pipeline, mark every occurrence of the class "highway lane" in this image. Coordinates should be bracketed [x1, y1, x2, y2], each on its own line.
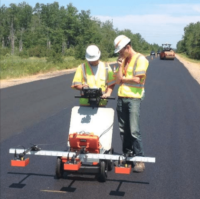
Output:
[0, 72, 77, 141]
[1, 56, 200, 199]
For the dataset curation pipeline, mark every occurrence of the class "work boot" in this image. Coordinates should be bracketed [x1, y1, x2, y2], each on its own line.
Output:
[133, 162, 145, 173]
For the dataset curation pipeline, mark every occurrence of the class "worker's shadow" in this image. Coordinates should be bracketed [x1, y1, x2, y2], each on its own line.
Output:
[78, 106, 98, 123]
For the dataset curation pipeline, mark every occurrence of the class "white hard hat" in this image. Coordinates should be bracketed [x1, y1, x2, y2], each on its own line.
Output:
[85, 45, 101, 61]
[114, 35, 131, 53]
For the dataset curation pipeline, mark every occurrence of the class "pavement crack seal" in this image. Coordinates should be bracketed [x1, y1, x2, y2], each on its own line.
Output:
[41, 180, 76, 193]
[40, 190, 67, 193]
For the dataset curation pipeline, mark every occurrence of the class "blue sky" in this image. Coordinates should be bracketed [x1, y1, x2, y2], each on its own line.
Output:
[1, 0, 200, 48]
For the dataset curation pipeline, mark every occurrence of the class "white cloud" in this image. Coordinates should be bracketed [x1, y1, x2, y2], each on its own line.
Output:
[94, 14, 200, 47]
[94, 3, 200, 47]
[96, 15, 200, 25]
[156, 4, 200, 14]
[193, 5, 200, 13]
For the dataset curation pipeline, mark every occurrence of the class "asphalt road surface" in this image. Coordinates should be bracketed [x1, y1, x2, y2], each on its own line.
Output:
[1, 56, 200, 199]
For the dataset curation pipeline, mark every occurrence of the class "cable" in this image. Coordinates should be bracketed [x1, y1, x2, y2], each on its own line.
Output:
[99, 123, 113, 138]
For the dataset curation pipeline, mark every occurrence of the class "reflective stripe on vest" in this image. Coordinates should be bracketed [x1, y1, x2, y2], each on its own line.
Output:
[81, 63, 87, 83]
[133, 55, 142, 76]
[118, 54, 145, 98]
[123, 83, 144, 88]
[105, 63, 108, 83]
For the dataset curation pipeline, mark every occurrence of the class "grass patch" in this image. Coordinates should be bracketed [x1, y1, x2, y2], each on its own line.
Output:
[0, 56, 83, 80]
[177, 53, 200, 64]
[0, 52, 150, 80]
[106, 57, 118, 62]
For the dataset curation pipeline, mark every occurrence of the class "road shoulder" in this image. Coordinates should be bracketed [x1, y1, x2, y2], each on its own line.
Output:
[0, 68, 77, 89]
[0, 62, 117, 89]
[1, 57, 199, 89]
[175, 54, 200, 85]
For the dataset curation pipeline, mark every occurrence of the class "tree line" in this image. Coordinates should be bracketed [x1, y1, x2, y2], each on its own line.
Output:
[0, 2, 160, 61]
[176, 22, 200, 60]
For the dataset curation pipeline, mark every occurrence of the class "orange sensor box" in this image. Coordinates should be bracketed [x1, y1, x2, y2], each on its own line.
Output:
[11, 158, 30, 167]
[68, 133, 100, 153]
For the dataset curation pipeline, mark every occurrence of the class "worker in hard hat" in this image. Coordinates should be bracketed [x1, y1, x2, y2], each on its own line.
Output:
[71, 44, 115, 106]
[114, 35, 149, 173]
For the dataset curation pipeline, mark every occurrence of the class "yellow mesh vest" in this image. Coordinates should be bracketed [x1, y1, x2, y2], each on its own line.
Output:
[80, 62, 108, 106]
[118, 54, 148, 98]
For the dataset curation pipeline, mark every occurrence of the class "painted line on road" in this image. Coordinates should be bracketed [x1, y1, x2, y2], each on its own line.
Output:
[41, 190, 66, 193]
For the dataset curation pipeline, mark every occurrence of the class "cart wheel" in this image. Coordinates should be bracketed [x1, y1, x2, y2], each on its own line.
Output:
[108, 148, 114, 171]
[98, 161, 107, 182]
[55, 157, 63, 179]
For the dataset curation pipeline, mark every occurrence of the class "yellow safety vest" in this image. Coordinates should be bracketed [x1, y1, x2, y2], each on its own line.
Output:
[80, 61, 109, 106]
[118, 53, 149, 98]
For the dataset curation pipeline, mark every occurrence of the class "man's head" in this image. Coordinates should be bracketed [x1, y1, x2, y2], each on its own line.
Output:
[114, 35, 132, 58]
[85, 45, 101, 66]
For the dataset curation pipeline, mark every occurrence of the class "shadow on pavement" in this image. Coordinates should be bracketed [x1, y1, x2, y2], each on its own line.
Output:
[8, 171, 149, 197]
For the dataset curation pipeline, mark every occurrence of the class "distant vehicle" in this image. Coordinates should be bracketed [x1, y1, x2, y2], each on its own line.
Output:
[160, 44, 175, 60]
[157, 50, 161, 55]
[150, 51, 155, 56]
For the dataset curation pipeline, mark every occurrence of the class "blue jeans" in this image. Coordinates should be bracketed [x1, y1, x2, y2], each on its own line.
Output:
[116, 97, 144, 156]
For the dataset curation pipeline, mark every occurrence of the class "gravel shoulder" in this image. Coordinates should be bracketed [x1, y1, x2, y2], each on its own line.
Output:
[175, 54, 200, 85]
[0, 68, 77, 89]
[0, 57, 200, 89]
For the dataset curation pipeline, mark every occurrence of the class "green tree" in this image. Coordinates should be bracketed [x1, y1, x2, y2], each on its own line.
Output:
[75, 10, 101, 59]
[17, 2, 32, 52]
[178, 22, 200, 59]
[63, 3, 79, 48]
[7, 3, 20, 54]
[0, 2, 161, 59]
[98, 20, 117, 59]
[0, 5, 9, 49]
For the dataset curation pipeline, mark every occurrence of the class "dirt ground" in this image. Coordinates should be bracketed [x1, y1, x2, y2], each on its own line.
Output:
[0, 56, 200, 89]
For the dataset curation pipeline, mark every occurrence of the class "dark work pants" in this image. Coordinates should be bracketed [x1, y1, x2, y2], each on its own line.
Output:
[116, 97, 144, 156]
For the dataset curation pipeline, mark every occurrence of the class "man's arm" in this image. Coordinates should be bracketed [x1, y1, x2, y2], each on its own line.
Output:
[71, 65, 89, 90]
[115, 66, 123, 84]
[102, 84, 115, 98]
[117, 55, 147, 84]
[115, 57, 126, 84]
[73, 83, 89, 91]
[115, 67, 143, 84]
[120, 75, 143, 84]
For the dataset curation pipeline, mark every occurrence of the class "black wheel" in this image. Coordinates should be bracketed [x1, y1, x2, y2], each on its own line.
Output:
[55, 157, 63, 179]
[98, 161, 107, 182]
[108, 148, 114, 171]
